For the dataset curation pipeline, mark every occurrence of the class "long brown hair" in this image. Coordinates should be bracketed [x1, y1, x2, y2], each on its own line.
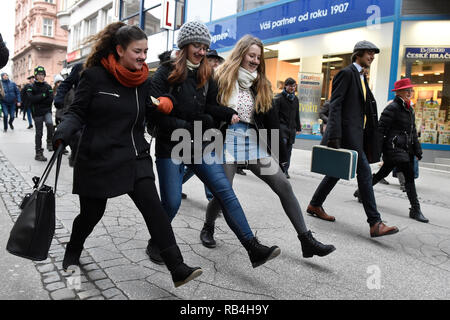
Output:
[85, 22, 147, 68]
[167, 45, 212, 89]
[215, 35, 272, 113]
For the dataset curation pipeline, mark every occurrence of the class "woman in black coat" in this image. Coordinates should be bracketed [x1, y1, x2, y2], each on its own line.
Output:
[52, 22, 202, 287]
[354, 78, 428, 223]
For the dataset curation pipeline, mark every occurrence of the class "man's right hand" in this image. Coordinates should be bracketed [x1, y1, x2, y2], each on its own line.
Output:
[327, 138, 341, 149]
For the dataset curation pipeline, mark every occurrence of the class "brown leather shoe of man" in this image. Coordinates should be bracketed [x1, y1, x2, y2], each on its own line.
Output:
[370, 221, 399, 238]
[306, 204, 336, 222]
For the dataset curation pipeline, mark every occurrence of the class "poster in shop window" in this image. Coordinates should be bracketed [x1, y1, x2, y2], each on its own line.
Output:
[297, 72, 323, 134]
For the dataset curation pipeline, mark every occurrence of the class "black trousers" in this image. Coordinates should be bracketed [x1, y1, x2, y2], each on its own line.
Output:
[310, 150, 382, 226]
[373, 156, 415, 186]
[68, 177, 177, 253]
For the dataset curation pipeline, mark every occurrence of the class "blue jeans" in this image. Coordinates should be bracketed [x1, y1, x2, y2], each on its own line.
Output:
[182, 166, 213, 201]
[156, 156, 254, 242]
[310, 151, 382, 226]
[24, 107, 33, 126]
[2, 102, 15, 131]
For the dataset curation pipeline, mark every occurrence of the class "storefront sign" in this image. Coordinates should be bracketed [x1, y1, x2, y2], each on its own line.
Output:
[66, 49, 81, 63]
[298, 72, 323, 134]
[208, 0, 395, 50]
[405, 47, 450, 60]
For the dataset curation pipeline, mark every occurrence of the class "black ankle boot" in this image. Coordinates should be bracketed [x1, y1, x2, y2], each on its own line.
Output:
[200, 223, 216, 248]
[159, 245, 202, 288]
[146, 239, 165, 265]
[297, 230, 336, 258]
[62, 243, 83, 272]
[405, 183, 429, 223]
[353, 189, 362, 203]
[242, 237, 281, 268]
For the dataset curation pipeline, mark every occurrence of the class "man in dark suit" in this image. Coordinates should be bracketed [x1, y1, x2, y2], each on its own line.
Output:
[306, 40, 399, 238]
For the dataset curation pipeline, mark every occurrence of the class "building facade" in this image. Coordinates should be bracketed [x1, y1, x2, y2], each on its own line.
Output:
[13, 0, 69, 87]
[57, 0, 118, 70]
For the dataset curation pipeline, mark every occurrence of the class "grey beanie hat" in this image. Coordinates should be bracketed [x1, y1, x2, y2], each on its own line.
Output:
[353, 40, 380, 53]
[177, 21, 211, 49]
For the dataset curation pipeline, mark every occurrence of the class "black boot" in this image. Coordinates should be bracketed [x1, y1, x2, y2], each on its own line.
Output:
[146, 239, 165, 265]
[405, 183, 429, 223]
[159, 245, 202, 288]
[62, 243, 83, 272]
[200, 223, 216, 248]
[297, 230, 336, 258]
[35, 149, 47, 162]
[242, 237, 281, 268]
[47, 142, 54, 152]
[353, 189, 362, 203]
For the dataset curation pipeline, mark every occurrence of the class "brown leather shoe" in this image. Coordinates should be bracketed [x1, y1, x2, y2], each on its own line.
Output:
[370, 221, 399, 238]
[306, 204, 336, 222]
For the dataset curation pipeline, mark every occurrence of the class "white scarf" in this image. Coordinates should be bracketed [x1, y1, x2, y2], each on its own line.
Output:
[187, 59, 200, 71]
[228, 67, 257, 109]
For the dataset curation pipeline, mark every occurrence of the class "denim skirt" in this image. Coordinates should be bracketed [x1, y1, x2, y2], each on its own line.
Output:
[223, 122, 270, 163]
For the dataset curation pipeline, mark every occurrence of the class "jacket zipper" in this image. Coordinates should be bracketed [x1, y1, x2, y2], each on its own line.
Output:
[131, 89, 139, 156]
[98, 91, 120, 98]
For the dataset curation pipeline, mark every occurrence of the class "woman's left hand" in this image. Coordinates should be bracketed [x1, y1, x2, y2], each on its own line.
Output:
[231, 114, 240, 124]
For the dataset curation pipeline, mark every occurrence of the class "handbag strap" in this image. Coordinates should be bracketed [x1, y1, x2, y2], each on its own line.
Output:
[38, 145, 64, 191]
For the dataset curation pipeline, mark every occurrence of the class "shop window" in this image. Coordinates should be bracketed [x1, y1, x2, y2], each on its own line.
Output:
[186, 0, 211, 23]
[401, 49, 450, 145]
[211, 0, 238, 20]
[144, 6, 162, 35]
[402, 0, 450, 15]
[238, 0, 280, 12]
[122, 0, 140, 19]
[321, 53, 352, 102]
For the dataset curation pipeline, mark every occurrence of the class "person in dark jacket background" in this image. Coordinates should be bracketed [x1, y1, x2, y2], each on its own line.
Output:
[1, 72, 21, 132]
[319, 100, 329, 135]
[353, 78, 428, 223]
[274, 77, 301, 178]
[52, 22, 202, 288]
[0, 33, 9, 69]
[26, 66, 54, 161]
[20, 75, 34, 129]
[54, 62, 84, 166]
[307, 40, 399, 238]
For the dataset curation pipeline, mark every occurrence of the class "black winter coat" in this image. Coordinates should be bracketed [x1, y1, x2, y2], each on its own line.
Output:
[148, 62, 237, 159]
[379, 96, 422, 163]
[323, 64, 381, 163]
[53, 66, 155, 199]
[0, 33, 9, 69]
[27, 81, 53, 117]
[273, 92, 301, 145]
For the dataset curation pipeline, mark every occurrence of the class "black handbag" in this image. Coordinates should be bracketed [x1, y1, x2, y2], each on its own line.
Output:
[6, 145, 64, 261]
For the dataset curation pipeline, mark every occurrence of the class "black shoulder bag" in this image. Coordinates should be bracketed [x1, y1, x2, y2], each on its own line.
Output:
[6, 145, 64, 261]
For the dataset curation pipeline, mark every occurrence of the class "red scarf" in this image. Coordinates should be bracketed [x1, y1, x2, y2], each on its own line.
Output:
[405, 99, 411, 109]
[101, 53, 149, 88]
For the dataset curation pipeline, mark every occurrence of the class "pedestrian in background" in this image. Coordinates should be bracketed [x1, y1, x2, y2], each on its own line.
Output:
[273, 77, 301, 179]
[20, 75, 34, 129]
[54, 62, 84, 167]
[1, 72, 21, 132]
[203, 34, 335, 258]
[0, 32, 9, 69]
[52, 22, 202, 287]
[307, 40, 399, 238]
[26, 66, 54, 161]
[147, 21, 281, 269]
[353, 78, 428, 223]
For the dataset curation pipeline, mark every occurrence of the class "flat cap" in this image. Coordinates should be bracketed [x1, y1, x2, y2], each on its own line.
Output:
[353, 40, 380, 54]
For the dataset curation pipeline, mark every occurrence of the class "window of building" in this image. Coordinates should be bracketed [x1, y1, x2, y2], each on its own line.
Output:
[401, 50, 450, 145]
[237, 0, 279, 12]
[72, 23, 81, 49]
[44, 0, 54, 3]
[101, 6, 114, 29]
[43, 18, 53, 37]
[121, 0, 140, 19]
[211, 0, 238, 21]
[186, 0, 211, 23]
[84, 15, 98, 39]
[28, 55, 32, 71]
[144, 6, 162, 35]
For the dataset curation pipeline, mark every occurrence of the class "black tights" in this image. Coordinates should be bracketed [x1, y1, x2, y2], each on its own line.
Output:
[68, 177, 177, 252]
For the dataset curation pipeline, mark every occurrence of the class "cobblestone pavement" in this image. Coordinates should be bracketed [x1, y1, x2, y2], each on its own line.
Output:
[1, 121, 449, 300]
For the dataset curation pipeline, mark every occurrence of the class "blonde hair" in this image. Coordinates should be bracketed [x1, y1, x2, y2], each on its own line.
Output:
[214, 35, 273, 113]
